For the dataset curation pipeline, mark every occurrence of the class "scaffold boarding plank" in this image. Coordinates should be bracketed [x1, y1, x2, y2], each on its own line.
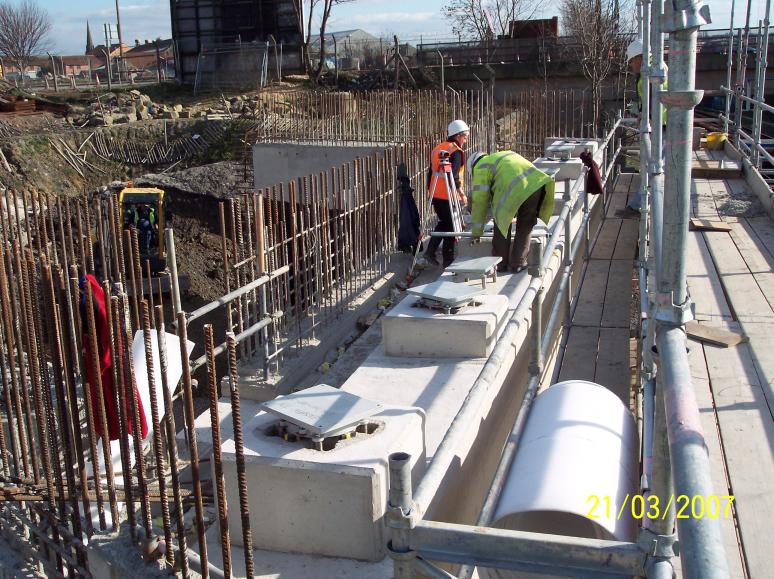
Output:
[685, 231, 733, 322]
[594, 328, 631, 404]
[557, 326, 598, 383]
[572, 260, 610, 327]
[686, 339, 748, 579]
[601, 260, 633, 329]
[703, 333, 774, 579]
[728, 219, 774, 314]
[591, 218, 622, 260]
[613, 219, 639, 260]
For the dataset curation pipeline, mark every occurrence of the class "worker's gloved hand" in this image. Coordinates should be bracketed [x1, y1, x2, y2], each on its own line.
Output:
[471, 234, 481, 245]
[628, 101, 639, 117]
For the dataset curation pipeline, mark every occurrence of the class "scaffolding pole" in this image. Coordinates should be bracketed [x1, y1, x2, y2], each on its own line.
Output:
[655, 0, 731, 575]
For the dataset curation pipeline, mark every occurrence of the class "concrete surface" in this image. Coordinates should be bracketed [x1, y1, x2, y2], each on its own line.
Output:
[218, 403, 426, 561]
[201, 525, 393, 578]
[533, 157, 585, 181]
[382, 293, 510, 357]
[0, 527, 37, 578]
[252, 142, 389, 193]
[88, 523, 168, 579]
[544, 138, 600, 157]
[235, 256, 411, 401]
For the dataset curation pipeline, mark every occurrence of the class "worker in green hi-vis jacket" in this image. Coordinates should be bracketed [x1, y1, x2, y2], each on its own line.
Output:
[468, 151, 556, 274]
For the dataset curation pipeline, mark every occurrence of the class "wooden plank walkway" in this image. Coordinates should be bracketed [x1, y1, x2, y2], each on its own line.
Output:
[558, 172, 638, 404]
[685, 171, 774, 579]
[557, 161, 774, 578]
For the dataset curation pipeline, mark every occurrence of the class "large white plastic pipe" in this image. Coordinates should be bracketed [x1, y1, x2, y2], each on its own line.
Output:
[491, 381, 638, 546]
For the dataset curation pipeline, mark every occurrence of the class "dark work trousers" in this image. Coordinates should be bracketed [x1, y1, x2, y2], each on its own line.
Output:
[425, 198, 456, 266]
[491, 187, 546, 270]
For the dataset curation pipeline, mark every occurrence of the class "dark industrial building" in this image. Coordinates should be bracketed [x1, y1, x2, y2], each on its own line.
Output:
[170, 0, 302, 84]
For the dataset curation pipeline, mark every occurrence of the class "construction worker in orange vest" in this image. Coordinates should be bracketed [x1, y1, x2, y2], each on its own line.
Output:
[423, 119, 469, 267]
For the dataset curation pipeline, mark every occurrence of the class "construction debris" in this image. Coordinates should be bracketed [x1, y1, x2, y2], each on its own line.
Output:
[685, 321, 748, 348]
[71, 89, 295, 127]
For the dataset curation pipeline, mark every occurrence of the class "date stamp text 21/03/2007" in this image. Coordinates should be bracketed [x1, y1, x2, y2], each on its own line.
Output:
[587, 494, 735, 521]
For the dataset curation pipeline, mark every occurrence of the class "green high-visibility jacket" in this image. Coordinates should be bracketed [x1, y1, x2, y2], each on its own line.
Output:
[470, 152, 555, 238]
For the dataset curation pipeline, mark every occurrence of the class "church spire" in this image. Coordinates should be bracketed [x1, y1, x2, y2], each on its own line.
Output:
[86, 21, 94, 54]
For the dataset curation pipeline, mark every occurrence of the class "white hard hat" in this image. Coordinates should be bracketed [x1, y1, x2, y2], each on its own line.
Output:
[627, 39, 643, 62]
[467, 151, 486, 176]
[447, 119, 470, 137]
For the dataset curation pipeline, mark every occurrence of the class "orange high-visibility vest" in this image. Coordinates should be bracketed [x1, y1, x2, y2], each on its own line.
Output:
[429, 141, 465, 200]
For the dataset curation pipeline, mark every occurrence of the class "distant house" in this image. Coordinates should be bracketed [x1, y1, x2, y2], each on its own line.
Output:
[124, 39, 175, 70]
[310, 29, 379, 51]
[88, 43, 132, 67]
[59, 56, 94, 77]
[309, 29, 384, 69]
[2, 55, 95, 79]
[507, 17, 559, 39]
[0, 65, 39, 80]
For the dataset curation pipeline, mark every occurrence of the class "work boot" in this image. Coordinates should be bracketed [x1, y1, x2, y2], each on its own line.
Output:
[423, 252, 439, 266]
[615, 206, 640, 219]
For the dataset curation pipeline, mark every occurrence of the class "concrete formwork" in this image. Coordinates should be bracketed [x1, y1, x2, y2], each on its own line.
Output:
[252, 142, 391, 192]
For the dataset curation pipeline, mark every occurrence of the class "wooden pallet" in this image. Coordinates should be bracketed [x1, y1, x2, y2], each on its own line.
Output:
[0, 97, 35, 113]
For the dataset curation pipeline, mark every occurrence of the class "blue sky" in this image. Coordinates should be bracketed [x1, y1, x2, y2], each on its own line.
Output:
[37, 0, 765, 55]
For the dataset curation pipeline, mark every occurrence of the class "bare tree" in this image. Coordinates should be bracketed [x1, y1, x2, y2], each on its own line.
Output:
[292, 0, 355, 81]
[442, 0, 542, 41]
[0, 0, 51, 84]
[561, 0, 634, 131]
[291, 0, 315, 76]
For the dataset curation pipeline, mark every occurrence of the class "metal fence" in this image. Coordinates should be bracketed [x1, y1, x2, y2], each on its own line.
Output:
[224, 89, 496, 377]
[2, 51, 176, 93]
[496, 89, 604, 159]
[193, 43, 269, 95]
[720, 18, 774, 184]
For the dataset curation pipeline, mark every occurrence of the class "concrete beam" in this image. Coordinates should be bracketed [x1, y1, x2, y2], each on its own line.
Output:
[383, 294, 509, 358]
[218, 404, 426, 561]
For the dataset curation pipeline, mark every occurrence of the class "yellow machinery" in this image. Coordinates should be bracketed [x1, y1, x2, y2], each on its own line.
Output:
[119, 186, 167, 272]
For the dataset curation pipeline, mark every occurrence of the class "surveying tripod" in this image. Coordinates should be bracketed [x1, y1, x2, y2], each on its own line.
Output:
[408, 150, 467, 278]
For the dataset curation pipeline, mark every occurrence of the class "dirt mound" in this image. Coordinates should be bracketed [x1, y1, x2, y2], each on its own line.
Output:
[136, 161, 245, 199]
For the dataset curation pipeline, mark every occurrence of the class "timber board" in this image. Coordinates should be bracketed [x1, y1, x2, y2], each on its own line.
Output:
[613, 219, 640, 260]
[558, 326, 598, 383]
[703, 335, 774, 579]
[592, 218, 623, 260]
[601, 259, 633, 329]
[595, 327, 631, 403]
[686, 340, 748, 579]
[572, 260, 610, 327]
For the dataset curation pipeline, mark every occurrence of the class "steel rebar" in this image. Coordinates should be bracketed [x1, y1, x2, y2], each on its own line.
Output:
[204, 324, 232, 577]
[154, 305, 188, 575]
[176, 312, 209, 577]
[226, 332, 254, 577]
